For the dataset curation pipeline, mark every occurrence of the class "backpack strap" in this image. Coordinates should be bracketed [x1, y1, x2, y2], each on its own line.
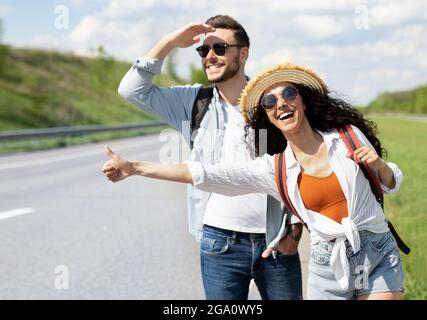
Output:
[338, 125, 410, 255]
[190, 85, 214, 148]
[338, 125, 384, 207]
[274, 152, 308, 230]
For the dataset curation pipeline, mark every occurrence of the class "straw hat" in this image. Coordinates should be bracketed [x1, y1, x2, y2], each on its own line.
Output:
[240, 63, 328, 123]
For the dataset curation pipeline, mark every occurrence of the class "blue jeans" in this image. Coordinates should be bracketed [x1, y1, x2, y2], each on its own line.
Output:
[200, 225, 302, 300]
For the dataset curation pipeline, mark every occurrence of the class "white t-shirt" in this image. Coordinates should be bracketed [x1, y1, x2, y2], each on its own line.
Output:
[202, 101, 267, 233]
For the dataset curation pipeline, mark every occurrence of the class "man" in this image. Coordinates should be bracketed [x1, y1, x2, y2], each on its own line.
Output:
[118, 15, 303, 300]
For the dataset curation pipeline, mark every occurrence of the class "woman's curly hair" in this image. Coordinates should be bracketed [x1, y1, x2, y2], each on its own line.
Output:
[245, 84, 386, 158]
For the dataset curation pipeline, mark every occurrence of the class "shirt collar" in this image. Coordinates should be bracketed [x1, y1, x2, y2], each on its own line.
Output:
[318, 128, 340, 149]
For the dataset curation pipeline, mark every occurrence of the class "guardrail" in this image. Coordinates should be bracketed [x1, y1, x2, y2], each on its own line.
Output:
[0, 121, 169, 141]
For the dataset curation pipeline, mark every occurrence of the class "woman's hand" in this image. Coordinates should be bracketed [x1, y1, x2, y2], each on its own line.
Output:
[348, 146, 396, 188]
[102, 145, 193, 184]
[348, 146, 386, 171]
[102, 145, 135, 183]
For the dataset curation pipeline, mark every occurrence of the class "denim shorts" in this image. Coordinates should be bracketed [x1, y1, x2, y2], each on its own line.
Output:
[307, 230, 404, 300]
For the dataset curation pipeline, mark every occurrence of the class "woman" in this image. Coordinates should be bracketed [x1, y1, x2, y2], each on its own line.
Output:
[102, 63, 404, 300]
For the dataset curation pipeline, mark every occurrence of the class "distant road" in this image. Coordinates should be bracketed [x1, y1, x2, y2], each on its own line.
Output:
[0, 134, 309, 299]
[369, 112, 427, 122]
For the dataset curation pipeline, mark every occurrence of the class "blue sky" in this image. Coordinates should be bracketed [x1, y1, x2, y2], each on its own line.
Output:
[1, 0, 426, 105]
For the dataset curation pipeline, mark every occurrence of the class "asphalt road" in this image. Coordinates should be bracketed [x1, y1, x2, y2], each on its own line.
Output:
[0, 134, 309, 299]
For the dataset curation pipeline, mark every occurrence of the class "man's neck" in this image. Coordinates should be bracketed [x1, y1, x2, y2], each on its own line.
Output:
[215, 72, 247, 106]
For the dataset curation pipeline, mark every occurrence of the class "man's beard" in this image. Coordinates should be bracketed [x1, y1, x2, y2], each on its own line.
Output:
[205, 55, 240, 83]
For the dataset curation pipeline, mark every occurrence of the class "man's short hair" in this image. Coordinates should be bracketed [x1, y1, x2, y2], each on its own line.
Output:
[205, 15, 250, 48]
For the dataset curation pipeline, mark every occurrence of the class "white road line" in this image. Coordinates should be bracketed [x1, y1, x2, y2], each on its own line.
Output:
[0, 208, 35, 221]
[0, 140, 163, 171]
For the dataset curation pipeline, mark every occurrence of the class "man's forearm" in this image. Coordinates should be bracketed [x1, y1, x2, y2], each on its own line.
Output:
[144, 35, 176, 60]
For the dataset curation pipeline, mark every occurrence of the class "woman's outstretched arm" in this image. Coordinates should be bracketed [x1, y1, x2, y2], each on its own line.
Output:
[102, 145, 280, 200]
[102, 145, 193, 184]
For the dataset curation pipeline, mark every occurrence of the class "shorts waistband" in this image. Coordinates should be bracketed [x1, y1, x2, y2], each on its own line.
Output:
[320, 230, 388, 245]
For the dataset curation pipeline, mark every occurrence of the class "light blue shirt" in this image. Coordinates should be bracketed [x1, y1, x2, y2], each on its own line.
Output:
[118, 58, 294, 247]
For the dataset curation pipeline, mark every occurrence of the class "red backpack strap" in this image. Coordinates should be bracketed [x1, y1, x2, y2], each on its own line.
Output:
[338, 125, 384, 207]
[274, 152, 306, 228]
[338, 125, 411, 255]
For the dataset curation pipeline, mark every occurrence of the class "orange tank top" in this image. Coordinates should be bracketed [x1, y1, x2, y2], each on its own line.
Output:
[297, 172, 348, 224]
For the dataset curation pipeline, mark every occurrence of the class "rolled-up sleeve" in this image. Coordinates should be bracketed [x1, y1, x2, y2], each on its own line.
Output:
[117, 57, 200, 136]
[380, 161, 403, 193]
[352, 125, 403, 194]
[118, 58, 163, 100]
[185, 155, 281, 201]
[185, 160, 205, 186]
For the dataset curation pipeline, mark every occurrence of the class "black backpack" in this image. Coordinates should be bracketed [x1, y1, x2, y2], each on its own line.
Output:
[190, 85, 215, 148]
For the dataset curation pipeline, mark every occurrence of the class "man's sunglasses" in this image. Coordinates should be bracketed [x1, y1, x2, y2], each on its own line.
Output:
[260, 85, 298, 109]
[196, 43, 244, 58]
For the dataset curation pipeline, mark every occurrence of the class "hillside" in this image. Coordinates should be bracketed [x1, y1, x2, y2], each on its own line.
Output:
[0, 46, 197, 131]
[3, 46, 425, 132]
[363, 85, 427, 114]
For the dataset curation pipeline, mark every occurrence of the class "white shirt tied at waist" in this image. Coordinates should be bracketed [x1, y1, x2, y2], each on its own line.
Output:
[333, 217, 360, 290]
[186, 125, 403, 290]
[311, 217, 361, 290]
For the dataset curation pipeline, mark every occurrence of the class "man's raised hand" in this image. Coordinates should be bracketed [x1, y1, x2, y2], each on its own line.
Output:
[167, 23, 215, 48]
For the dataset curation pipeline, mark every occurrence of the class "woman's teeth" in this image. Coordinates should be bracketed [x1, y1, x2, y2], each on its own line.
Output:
[279, 111, 294, 120]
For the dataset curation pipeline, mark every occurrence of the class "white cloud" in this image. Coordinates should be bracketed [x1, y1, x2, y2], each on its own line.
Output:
[246, 20, 427, 105]
[19, 0, 427, 105]
[103, 0, 207, 18]
[0, 4, 12, 15]
[292, 15, 344, 39]
[217, 0, 362, 14]
[69, 16, 103, 43]
[22, 34, 72, 52]
[370, 1, 425, 27]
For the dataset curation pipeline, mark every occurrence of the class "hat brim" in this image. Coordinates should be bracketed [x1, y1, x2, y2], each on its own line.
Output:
[240, 63, 328, 123]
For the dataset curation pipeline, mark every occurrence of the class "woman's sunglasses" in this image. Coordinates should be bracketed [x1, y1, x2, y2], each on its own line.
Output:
[196, 43, 244, 58]
[260, 85, 298, 109]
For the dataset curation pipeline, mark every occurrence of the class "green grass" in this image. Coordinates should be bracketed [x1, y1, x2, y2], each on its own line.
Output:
[0, 46, 201, 154]
[369, 115, 427, 299]
[0, 47, 155, 131]
[0, 46, 207, 132]
[0, 47, 202, 131]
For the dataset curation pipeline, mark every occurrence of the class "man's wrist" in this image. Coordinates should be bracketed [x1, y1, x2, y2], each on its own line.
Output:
[145, 36, 176, 60]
